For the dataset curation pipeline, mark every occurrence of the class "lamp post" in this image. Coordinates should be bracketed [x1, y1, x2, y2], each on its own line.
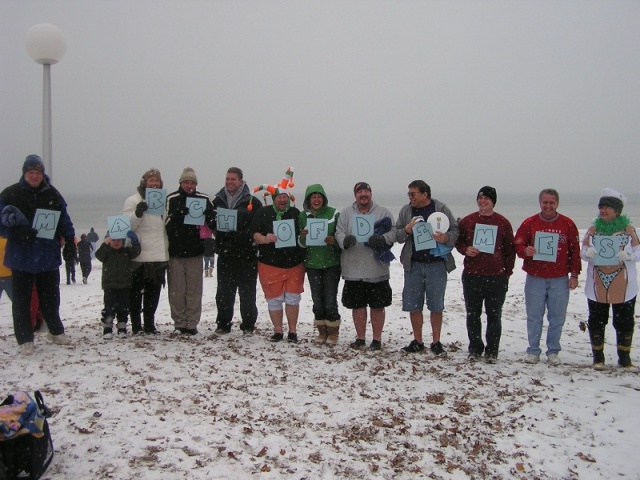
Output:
[25, 23, 67, 182]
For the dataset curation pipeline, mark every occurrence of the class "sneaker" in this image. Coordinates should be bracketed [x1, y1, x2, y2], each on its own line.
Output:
[47, 332, 72, 345]
[593, 362, 606, 371]
[103, 327, 113, 340]
[20, 342, 35, 356]
[524, 353, 540, 364]
[369, 340, 382, 351]
[485, 354, 498, 364]
[350, 339, 366, 350]
[430, 342, 447, 357]
[287, 332, 298, 343]
[241, 327, 255, 335]
[174, 327, 187, 334]
[184, 329, 199, 335]
[547, 353, 560, 366]
[117, 328, 127, 338]
[144, 328, 160, 335]
[402, 340, 425, 353]
[82, 277, 87, 284]
[468, 353, 482, 363]
[270, 332, 284, 342]
[215, 326, 231, 334]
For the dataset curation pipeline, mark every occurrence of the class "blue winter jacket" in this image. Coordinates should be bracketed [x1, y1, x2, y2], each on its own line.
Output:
[0, 176, 75, 273]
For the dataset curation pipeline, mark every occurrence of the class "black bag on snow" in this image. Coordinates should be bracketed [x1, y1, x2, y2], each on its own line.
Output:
[0, 391, 54, 480]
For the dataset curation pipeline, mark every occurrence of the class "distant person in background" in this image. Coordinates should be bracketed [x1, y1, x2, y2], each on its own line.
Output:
[0, 154, 75, 355]
[396, 180, 457, 357]
[298, 184, 342, 345]
[514, 188, 581, 366]
[212, 167, 262, 335]
[0, 236, 13, 304]
[77, 233, 93, 284]
[62, 236, 78, 285]
[581, 188, 639, 370]
[87, 227, 99, 259]
[123, 168, 169, 335]
[96, 231, 141, 339]
[335, 182, 396, 351]
[455, 186, 515, 364]
[165, 167, 216, 335]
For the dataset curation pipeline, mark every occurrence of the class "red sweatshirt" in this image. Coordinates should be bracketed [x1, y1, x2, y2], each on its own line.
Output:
[514, 213, 581, 278]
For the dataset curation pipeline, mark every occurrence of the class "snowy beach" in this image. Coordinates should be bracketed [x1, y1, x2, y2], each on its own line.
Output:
[1, 241, 639, 479]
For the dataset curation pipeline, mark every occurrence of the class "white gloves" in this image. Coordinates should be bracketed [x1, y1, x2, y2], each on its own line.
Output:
[584, 247, 596, 259]
[617, 250, 633, 262]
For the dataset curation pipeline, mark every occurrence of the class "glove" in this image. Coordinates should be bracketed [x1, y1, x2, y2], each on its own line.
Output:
[127, 230, 140, 244]
[617, 250, 633, 262]
[135, 201, 148, 218]
[367, 234, 387, 248]
[13, 226, 38, 243]
[1, 206, 17, 227]
[343, 235, 356, 250]
[584, 247, 596, 259]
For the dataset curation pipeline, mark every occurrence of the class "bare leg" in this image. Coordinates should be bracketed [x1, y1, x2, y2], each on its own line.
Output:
[430, 311, 443, 344]
[410, 311, 424, 343]
[285, 303, 299, 334]
[370, 308, 385, 342]
[269, 309, 284, 334]
[352, 307, 367, 339]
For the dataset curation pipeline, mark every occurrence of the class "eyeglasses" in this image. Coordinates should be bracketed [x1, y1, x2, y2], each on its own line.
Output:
[407, 192, 421, 198]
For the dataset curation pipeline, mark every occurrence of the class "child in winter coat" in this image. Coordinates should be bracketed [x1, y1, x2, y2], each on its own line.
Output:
[95, 231, 141, 339]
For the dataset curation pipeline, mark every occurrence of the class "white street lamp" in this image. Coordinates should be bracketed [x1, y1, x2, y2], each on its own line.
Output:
[25, 23, 67, 182]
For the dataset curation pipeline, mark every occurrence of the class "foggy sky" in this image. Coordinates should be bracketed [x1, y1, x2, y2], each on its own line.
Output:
[2, 1, 639, 200]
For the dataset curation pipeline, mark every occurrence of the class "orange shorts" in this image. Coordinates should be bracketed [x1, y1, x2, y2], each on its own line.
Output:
[257, 262, 305, 300]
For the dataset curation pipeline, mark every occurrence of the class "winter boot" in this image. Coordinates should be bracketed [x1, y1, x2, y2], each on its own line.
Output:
[314, 320, 328, 345]
[589, 325, 606, 369]
[617, 331, 634, 368]
[143, 317, 158, 335]
[325, 320, 341, 346]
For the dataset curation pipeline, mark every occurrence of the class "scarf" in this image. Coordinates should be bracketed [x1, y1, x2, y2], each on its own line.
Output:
[593, 214, 630, 236]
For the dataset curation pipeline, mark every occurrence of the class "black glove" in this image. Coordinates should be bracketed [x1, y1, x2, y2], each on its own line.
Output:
[343, 235, 357, 250]
[367, 234, 386, 248]
[175, 204, 190, 218]
[12, 226, 38, 243]
[135, 201, 148, 218]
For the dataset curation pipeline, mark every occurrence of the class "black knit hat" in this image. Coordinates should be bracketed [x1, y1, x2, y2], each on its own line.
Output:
[477, 186, 497, 206]
[22, 154, 45, 175]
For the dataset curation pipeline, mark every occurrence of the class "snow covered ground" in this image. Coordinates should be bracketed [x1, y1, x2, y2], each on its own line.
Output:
[1, 243, 639, 479]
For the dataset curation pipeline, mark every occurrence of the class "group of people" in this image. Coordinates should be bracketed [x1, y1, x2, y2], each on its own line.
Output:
[0, 155, 638, 371]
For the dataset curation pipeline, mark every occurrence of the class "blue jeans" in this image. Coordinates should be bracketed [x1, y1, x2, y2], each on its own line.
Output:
[525, 274, 570, 356]
[402, 261, 447, 312]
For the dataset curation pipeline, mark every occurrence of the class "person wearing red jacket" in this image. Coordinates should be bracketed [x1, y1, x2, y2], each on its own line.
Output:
[514, 188, 581, 365]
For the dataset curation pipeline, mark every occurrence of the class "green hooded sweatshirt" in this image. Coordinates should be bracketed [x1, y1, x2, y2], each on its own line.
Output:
[298, 184, 341, 269]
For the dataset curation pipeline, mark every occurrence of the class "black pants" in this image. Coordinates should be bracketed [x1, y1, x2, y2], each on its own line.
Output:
[129, 263, 165, 332]
[102, 288, 131, 328]
[79, 260, 92, 280]
[12, 269, 65, 345]
[215, 255, 258, 331]
[462, 274, 508, 357]
[64, 260, 76, 284]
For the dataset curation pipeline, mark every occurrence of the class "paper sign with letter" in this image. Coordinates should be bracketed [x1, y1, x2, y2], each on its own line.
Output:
[593, 235, 622, 266]
[216, 208, 237, 232]
[108, 215, 131, 239]
[184, 197, 206, 225]
[145, 188, 167, 216]
[473, 224, 497, 254]
[32, 209, 60, 240]
[413, 221, 436, 251]
[274, 219, 296, 248]
[305, 218, 328, 246]
[353, 214, 374, 243]
[533, 231, 559, 262]
[427, 212, 450, 233]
